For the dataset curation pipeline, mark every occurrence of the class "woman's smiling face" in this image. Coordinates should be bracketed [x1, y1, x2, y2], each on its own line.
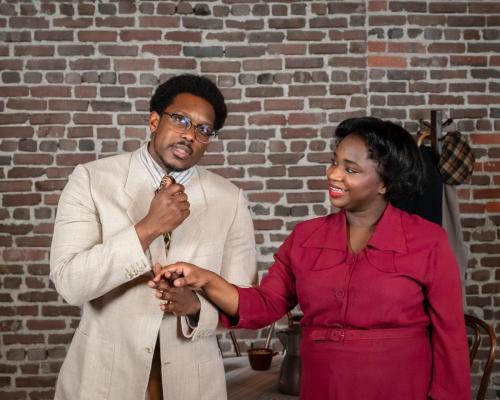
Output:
[326, 134, 387, 212]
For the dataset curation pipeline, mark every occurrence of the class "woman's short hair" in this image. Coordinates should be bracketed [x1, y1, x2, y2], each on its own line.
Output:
[334, 117, 425, 203]
[150, 74, 227, 131]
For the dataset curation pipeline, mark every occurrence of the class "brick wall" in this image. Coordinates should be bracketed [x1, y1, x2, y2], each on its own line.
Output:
[0, 1, 499, 398]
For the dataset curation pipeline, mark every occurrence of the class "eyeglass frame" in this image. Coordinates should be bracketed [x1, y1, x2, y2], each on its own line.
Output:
[159, 111, 218, 144]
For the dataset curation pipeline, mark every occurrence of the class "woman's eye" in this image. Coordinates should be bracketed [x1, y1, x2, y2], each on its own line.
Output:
[346, 167, 357, 174]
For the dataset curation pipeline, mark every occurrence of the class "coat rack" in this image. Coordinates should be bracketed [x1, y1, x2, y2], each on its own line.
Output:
[418, 110, 453, 156]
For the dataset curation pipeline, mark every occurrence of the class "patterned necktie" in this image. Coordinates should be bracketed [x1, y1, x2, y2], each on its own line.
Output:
[156, 174, 176, 252]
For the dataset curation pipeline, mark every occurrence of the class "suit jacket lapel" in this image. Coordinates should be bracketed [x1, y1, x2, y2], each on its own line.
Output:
[123, 149, 166, 265]
[167, 167, 206, 263]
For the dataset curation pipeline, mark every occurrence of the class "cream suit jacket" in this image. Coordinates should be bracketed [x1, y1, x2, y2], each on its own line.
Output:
[50, 149, 256, 400]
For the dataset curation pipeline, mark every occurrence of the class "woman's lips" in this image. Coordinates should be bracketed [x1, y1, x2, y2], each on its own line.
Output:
[329, 185, 346, 198]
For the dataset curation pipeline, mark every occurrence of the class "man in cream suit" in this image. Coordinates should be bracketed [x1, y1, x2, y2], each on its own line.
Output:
[50, 75, 256, 400]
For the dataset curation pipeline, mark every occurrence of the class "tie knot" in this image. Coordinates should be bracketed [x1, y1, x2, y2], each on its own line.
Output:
[158, 174, 176, 192]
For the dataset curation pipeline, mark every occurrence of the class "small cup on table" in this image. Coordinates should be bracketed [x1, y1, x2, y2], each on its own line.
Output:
[247, 348, 278, 371]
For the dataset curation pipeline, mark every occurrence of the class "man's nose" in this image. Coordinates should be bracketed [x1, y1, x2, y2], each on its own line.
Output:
[181, 125, 196, 142]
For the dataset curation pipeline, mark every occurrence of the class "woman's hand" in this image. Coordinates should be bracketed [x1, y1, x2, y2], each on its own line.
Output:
[148, 262, 240, 317]
[148, 262, 202, 316]
[149, 262, 214, 289]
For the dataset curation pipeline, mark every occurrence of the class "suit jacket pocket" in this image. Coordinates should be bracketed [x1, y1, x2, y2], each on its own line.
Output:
[57, 328, 114, 400]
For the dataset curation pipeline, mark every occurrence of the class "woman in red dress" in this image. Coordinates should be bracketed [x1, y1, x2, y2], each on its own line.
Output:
[151, 117, 471, 399]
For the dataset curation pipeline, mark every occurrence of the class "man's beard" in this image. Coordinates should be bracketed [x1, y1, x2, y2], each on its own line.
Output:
[158, 153, 186, 173]
[149, 139, 189, 173]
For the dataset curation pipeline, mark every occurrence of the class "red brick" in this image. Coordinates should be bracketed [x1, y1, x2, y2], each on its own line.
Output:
[225, 18, 263, 29]
[165, 31, 202, 42]
[73, 113, 112, 125]
[3, 194, 41, 206]
[285, 57, 323, 69]
[14, 45, 54, 57]
[227, 101, 261, 113]
[247, 193, 282, 203]
[243, 59, 282, 71]
[3, 248, 47, 261]
[268, 44, 306, 55]
[268, 18, 306, 29]
[264, 99, 304, 111]
[0, 86, 29, 97]
[69, 58, 110, 70]
[253, 219, 284, 230]
[268, 153, 304, 165]
[34, 180, 67, 192]
[469, 96, 500, 105]
[245, 87, 283, 98]
[428, 43, 466, 53]
[286, 192, 325, 204]
[0, 126, 34, 139]
[55, 154, 96, 166]
[15, 377, 56, 388]
[287, 30, 325, 41]
[328, 57, 366, 68]
[0, 223, 33, 235]
[248, 112, 288, 126]
[52, 17, 92, 28]
[26, 59, 66, 70]
[34, 30, 73, 41]
[158, 58, 196, 70]
[7, 168, 46, 179]
[139, 16, 179, 27]
[203, 31, 238, 42]
[10, 17, 49, 29]
[486, 202, 500, 212]
[428, 95, 464, 105]
[6, 99, 47, 111]
[30, 113, 71, 125]
[114, 59, 154, 71]
[26, 320, 66, 330]
[367, 56, 406, 68]
[288, 113, 326, 125]
[98, 44, 138, 56]
[30, 86, 71, 98]
[368, 42, 386, 52]
[201, 61, 241, 73]
[450, 55, 487, 67]
[282, 128, 317, 139]
[388, 42, 426, 54]
[142, 44, 181, 56]
[120, 29, 163, 41]
[78, 30, 117, 42]
[48, 99, 88, 111]
[95, 17, 135, 27]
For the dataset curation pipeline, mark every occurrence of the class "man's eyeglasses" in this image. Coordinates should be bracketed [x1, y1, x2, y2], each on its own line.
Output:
[160, 111, 218, 144]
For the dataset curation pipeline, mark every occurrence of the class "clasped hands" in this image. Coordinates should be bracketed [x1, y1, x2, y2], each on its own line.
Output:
[148, 262, 202, 317]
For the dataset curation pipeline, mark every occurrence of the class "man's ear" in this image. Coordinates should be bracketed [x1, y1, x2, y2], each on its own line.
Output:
[149, 111, 161, 133]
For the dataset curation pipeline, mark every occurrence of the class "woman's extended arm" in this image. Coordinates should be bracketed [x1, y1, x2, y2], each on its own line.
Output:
[149, 262, 240, 316]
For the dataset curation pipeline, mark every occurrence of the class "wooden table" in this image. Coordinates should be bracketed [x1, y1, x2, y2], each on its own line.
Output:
[224, 355, 299, 400]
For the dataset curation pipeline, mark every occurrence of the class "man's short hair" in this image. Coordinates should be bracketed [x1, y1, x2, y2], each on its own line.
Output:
[150, 74, 228, 131]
